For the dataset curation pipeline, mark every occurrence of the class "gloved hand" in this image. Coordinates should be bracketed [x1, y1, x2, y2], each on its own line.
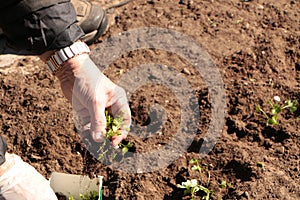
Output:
[0, 153, 58, 200]
[55, 54, 131, 147]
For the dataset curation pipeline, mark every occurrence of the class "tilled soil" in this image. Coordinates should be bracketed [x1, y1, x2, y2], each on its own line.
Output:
[0, 0, 299, 199]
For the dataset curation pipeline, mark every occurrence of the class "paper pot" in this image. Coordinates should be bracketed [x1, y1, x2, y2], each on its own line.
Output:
[50, 172, 100, 199]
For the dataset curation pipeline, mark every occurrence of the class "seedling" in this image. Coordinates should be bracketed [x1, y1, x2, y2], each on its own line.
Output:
[79, 191, 98, 200]
[199, 185, 213, 200]
[177, 179, 213, 200]
[219, 180, 231, 189]
[68, 191, 98, 200]
[177, 179, 199, 200]
[97, 111, 131, 160]
[256, 96, 299, 126]
[190, 158, 202, 174]
[119, 141, 133, 153]
[190, 159, 213, 186]
[105, 111, 123, 138]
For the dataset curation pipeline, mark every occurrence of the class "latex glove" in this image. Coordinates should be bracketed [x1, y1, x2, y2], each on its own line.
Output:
[55, 54, 131, 146]
[0, 153, 57, 200]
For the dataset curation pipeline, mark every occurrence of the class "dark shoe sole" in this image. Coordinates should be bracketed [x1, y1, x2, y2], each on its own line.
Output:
[72, 0, 108, 44]
[81, 10, 108, 45]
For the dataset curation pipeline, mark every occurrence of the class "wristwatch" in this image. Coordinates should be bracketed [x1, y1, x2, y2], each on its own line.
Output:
[46, 41, 90, 74]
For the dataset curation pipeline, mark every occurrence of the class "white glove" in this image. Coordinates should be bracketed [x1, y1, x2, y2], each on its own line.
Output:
[0, 153, 57, 200]
[56, 54, 131, 146]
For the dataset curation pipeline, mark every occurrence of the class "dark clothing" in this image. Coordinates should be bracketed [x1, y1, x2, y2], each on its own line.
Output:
[0, 0, 84, 55]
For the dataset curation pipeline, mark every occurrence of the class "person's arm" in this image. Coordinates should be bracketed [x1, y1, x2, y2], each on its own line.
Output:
[0, 0, 131, 145]
[39, 45, 131, 146]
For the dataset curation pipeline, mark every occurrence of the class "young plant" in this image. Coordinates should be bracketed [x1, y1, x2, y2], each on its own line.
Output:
[105, 111, 123, 138]
[119, 141, 133, 153]
[97, 111, 131, 160]
[68, 196, 75, 200]
[190, 159, 213, 186]
[190, 158, 202, 174]
[219, 180, 231, 189]
[177, 179, 213, 200]
[256, 96, 298, 126]
[177, 179, 200, 200]
[68, 191, 98, 200]
[199, 185, 213, 200]
[79, 191, 98, 200]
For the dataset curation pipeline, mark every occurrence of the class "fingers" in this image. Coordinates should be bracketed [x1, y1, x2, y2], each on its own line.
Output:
[105, 86, 131, 147]
[111, 134, 127, 147]
[110, 86, 132, 132]
[89, 100, 107, 142]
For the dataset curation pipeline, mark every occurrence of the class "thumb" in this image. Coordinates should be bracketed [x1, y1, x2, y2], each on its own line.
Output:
[90, 104, 107, 142]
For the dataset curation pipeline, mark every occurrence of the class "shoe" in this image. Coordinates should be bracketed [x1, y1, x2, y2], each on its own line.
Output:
[71, 0, 108, 44]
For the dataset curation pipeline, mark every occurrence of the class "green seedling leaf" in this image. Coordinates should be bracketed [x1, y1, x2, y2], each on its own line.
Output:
[105, 111, 124, 138]
[177, 179, 199, 189]
[98, 111, 132, 160]
[112, 126, 118, 132]
[289, 106, 297, 113]
[258, 98, 299, 126]
[69, 191, 98, 200]
[256, 104, 262, 113]
[190, 158, 199, 164]
[177, 179, 199, 198]
[192, 165, 202, 172]
[271, 104, 281, 115]
[284, 100, 293, 107]
[122, 146, 129, 153]
[191, 186, 200, 195]
[266, 99, 273, 105]
[198, 185, 213, 200]
[267, 115, 279, 126]
[79, 191, 98, 200]
[121, 142, 132, 153]
[177, 179, 213, 200]
[289, 100, 298, 113]
[219, 180, 227, 188]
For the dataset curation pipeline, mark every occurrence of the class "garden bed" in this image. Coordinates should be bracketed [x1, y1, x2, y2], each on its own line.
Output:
[0, 0, 299, 199]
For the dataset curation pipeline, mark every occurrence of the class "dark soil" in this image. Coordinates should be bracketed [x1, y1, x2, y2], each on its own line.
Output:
[0, 0, 299, 199]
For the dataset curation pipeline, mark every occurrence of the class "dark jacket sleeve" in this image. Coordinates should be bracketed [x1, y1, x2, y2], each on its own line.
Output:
[0, 0, 84, 55]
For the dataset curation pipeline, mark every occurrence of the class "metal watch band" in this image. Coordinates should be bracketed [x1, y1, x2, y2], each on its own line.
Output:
[46, 41, 90, 74]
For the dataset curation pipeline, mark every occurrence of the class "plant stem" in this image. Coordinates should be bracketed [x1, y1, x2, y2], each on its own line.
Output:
[258, 107, 269, 119]
[207, 171, 211, 186]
